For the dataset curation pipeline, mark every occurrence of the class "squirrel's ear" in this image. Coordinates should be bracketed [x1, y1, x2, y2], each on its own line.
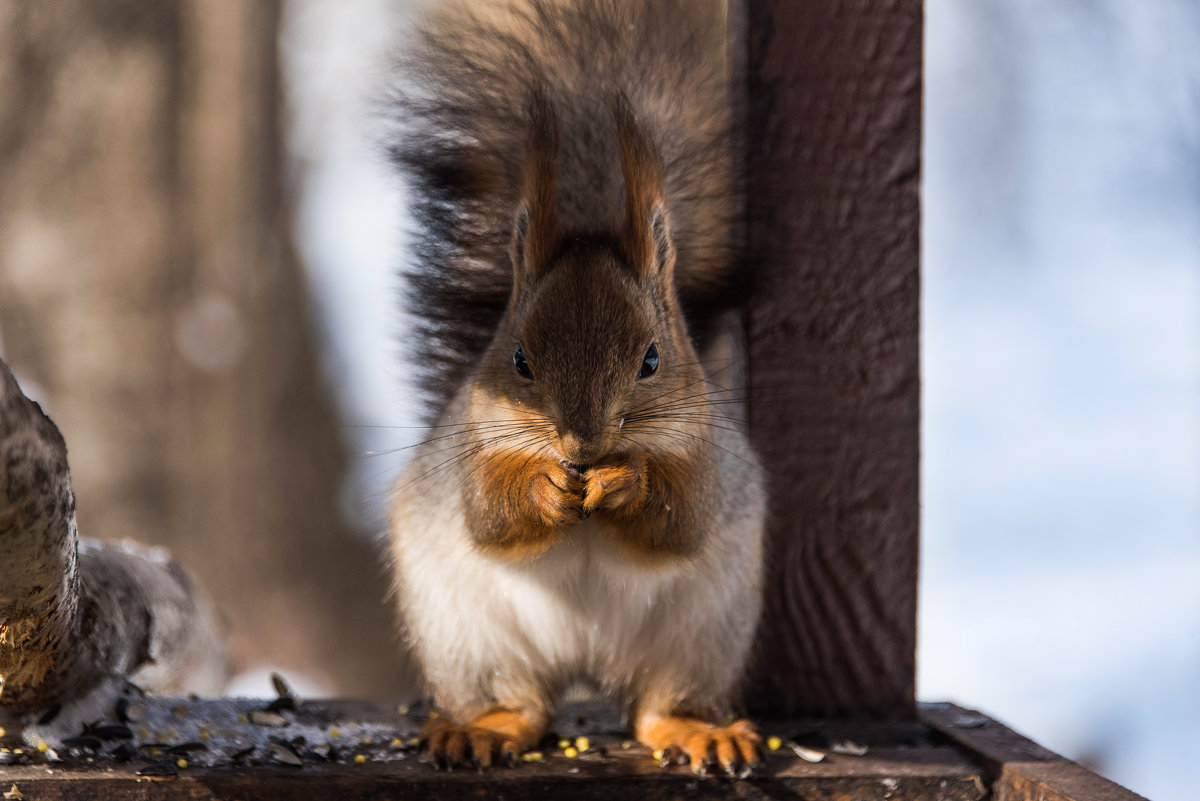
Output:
[511, 90, 559, 283]
[613, 93, 675, 282]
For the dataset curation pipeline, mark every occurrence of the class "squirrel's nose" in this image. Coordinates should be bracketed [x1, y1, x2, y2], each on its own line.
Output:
[557, 428, 603, 464]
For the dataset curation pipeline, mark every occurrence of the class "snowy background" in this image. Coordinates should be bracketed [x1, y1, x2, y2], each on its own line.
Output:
[281, 2, 1199, 799]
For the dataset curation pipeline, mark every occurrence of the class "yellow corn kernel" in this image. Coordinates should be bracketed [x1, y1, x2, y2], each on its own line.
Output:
[354, 754, 366, 764]
[397, 705, 410, 716]
[767, 736, 782, 751]
[557, 738, 570, 750]
[521, 751, 544, 762]
[391, 738, 403, 748]
[36, 742, 49, 753]
[563, 746, 578, 758]
[176, 758, 188, 769]
[329, 728, 341, 738]
[652, 749, 664, 762]
[574, 736, 589, 752]
[361, 738, 373, 746]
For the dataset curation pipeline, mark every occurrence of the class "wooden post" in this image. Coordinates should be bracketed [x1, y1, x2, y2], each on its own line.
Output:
[745, 0, 923, 717]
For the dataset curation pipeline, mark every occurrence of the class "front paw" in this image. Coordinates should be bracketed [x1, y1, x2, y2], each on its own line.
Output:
[581, 455, 647, 515]
[640, 716, 763, 778]
[528, 461, 585, 526]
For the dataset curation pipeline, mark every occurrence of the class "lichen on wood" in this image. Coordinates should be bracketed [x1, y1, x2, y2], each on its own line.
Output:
[0, 357, 228, 729]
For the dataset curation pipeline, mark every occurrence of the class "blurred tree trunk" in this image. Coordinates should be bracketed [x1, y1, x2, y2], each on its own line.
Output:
[0, 1, 414, 697]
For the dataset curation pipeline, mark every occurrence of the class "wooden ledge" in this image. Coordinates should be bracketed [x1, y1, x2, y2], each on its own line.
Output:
[922, 703, 1148, 801]
[0, 701, 1144, 800]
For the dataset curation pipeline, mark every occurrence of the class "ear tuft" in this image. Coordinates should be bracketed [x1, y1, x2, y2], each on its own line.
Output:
[612, 93, 674, 280]
[511, 87, 560, 281]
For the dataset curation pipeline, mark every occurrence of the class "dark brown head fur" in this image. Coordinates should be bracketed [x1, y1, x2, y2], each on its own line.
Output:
[482, 236, 695, 466]
[471, 92, 704, 467]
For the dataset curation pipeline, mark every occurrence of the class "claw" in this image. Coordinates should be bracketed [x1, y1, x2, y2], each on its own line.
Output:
[641, 716, 763, 780]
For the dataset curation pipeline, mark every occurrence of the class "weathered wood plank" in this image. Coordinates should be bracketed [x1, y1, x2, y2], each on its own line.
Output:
[922, 703, 1150, 801]
[0, 700, 987, 801]
[744, 0, 924, 717]
[4, 701, 1148, 801]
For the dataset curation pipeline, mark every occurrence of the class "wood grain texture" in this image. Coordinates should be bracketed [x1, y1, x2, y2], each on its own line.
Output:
[922, 704, 1150, 801]
[743, 0, 923, 716]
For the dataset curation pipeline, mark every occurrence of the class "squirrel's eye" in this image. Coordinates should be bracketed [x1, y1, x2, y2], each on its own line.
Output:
[513, 346, 533, 380]
[637, 343, 659, 379]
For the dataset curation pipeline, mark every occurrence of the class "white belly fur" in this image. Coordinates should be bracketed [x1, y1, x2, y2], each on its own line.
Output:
[390, 473, 763, 723]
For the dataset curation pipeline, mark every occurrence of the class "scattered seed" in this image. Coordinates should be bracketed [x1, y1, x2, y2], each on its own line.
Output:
[354, 754, 367, 764]
[310, 743, 337, 761]
[361, 738, 373, 746]
[329, 729, 341, 738]
[199, 731, 211, 742]
[35, 743, 48, 753]
[271, 672, 294, 700]
[557, 738, 571, 750]
[621, 740, 634, 750]
[268, 742, 303, 768]
[521, 751, 544, 762]
[391, 738, 404, 748]
[397, 705, 410, 716]
[407, 736, 420, 746]
[574, 736, 589, 752]
[563, 746, 578, 758]
[767, 736, 782, 751]
[787, 741, 825, 763]
[830, 740, 868, 757]
[175, 758, 188, 770]
[249, 710, 288, 728]
[652, 749, 664, 762]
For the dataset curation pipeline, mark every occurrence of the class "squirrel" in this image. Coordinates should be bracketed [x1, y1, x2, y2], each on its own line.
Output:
[386, 0, 766, 777]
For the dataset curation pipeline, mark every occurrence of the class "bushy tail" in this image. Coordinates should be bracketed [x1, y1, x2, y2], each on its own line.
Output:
[388, 0, 741, 419]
